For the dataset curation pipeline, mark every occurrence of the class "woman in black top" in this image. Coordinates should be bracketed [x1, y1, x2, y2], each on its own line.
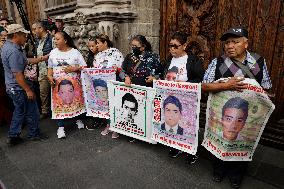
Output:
[162, 31, 205, 164]
[121, 34, 162, 87]
[121, 35, 162, 142]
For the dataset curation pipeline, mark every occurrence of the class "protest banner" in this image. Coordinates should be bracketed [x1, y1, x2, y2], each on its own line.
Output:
[108, 81, 156, 143]
[202, 78, 275, 161]
[151, 80, 201, 155]
[51, 67, 85, 119]
[81, 68, 116, 118]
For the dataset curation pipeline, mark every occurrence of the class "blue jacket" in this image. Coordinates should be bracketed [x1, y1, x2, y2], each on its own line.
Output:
[35, 33, 53, 64]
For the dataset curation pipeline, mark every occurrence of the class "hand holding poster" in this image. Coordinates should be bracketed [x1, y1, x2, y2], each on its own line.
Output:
[51, 67, 85, 119]
[152, 80, 201, 155]
[108, 81, 156, 143]
[81, 68, 116, 118]
[202, 78, 275, 161]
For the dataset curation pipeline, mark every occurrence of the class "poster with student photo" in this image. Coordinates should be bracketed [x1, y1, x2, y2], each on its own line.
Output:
[202, 78, 275, 161]
[51, 67, 86, 119]
[81, 68, 116, 119]
[108, 81, 156, 144]
[152, 80, 201, 155]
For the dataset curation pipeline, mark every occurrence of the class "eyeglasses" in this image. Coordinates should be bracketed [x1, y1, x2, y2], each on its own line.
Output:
[168, 44, 182, 49]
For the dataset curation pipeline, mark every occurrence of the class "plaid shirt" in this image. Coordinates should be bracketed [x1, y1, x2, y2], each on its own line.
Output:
[203, 51, 272, 89]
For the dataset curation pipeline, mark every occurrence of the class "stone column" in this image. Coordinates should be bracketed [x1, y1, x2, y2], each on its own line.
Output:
[98, 21, 117, 41]
[59, 0, 137, 56]
[37, 0, 47, 19]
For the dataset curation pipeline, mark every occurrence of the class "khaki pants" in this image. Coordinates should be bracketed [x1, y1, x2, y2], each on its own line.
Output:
[39, 77, 50, 114]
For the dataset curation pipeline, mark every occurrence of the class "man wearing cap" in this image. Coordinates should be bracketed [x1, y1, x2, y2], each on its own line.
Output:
[1, 24, 48, 146]
[55, 16, 64, 32]
[202, 26, 272, 188]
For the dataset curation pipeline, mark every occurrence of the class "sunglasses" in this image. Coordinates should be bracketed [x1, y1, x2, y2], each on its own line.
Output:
[168, 44, 182, 49]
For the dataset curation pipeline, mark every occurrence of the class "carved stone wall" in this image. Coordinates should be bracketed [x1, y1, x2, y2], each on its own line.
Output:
[7, 0, 160, 57]
[46, 0, 160, 57]
[60, 0, 136, 57]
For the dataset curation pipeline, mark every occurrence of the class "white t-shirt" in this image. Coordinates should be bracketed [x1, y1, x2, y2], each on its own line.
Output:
[93, 47, 124, 69]
[168, 54, 188, 82]
[48, 48, 87, 68]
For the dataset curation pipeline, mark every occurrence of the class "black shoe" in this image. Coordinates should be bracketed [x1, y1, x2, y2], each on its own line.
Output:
[212, 173, 223, 182]
[186, 154, 198, 164]
[40, 113, 49, 120]
[169, 149, 182, 158]
[28, 133, 49, 141]
[229, 178, 242, 189]
[7, 137, 25, 146]
[85, 124, 96, 131]
[128, 138, 136, 143]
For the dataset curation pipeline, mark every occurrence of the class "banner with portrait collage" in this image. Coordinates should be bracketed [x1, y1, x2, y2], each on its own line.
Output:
[51, 67, 85, 119]
[81, 68, 116, 119]
[108, 81, 156, 144]
[152, 80, 201, 155]
[202, 78, 275, 161]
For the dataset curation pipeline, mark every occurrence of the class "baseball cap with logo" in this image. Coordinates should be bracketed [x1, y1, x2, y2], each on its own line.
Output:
[220, 26, 248, 41]
[6, 24, 30, 35]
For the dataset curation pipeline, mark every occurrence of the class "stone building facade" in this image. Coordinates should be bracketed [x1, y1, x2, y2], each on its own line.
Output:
[44, 0, 161, 56]
[1, 0, 160, 55]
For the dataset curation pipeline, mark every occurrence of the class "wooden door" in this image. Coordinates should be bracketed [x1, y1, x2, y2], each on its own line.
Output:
[0, 0, 8, 17]
[24, 0, 40, 25]
[160, 0, 284, 150]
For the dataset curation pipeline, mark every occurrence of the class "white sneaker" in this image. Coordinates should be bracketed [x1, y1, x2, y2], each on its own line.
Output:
[76, 120, 85, 129]
[57, 127, 66, 139]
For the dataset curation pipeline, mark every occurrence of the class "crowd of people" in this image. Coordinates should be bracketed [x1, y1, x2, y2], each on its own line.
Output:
[0, 16, 272, 189]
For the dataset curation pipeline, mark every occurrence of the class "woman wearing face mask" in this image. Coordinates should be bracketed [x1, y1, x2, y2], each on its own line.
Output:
[162, 31, 205, 164]
[121, 34, 162, 87]
[93, 34, 124, 139]
[121, 35, 162, 142]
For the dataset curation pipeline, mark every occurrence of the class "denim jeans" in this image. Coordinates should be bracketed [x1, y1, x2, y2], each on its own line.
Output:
[7, 90, 40, 138]
[57, 119, 64, 128]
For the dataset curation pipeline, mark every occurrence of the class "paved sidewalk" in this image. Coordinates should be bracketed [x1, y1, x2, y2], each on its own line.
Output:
[0, 118, 283, 189]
